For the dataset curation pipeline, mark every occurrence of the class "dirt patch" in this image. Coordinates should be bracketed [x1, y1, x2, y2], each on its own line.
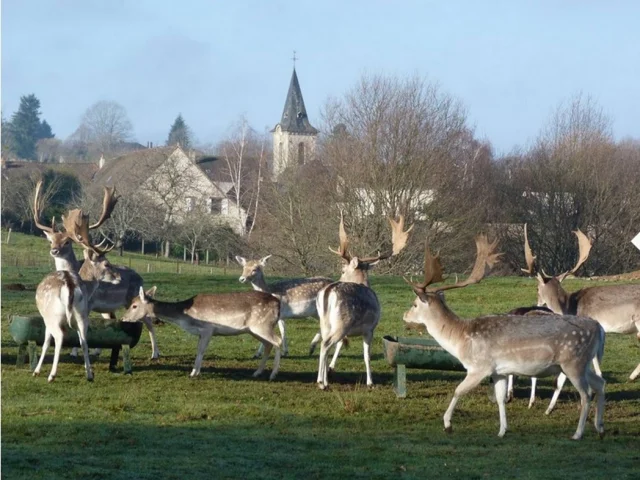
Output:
[589, 270, 640, 282]
[3, 283, 36, 291]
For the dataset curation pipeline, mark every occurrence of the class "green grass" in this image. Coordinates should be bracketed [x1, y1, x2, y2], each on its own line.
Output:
[2, 232, 639, 479]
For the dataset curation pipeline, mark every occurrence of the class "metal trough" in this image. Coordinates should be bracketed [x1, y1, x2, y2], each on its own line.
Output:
[383, 335, 465, 398]
[8, 315, 143, 374]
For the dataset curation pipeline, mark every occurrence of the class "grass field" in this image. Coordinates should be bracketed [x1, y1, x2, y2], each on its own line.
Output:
[2, 232, 639, 479]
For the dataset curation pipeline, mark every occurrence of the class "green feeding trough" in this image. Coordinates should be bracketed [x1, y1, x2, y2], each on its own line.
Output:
[8, 315, 143, 374]
[383, 335, 465, 398]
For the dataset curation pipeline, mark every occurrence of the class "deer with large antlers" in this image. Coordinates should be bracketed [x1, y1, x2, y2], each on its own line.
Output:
[403, 235, 605, 439]
[522, 224, 640, 381]
[235, 255, 333, 358]
[316, 213, 412, 389]
[34, 232, 122, 382]
[121, 287, 283, 380]
[33, 181, 161, 360]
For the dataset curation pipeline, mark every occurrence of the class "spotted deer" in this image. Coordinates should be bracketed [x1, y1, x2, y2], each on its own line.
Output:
[403, 235, 605, 439]
[316, 213, 412, 389]
[32, 181, 160, 359]
[522, 224, 640, 382]
[122, 287, 282, 380]
[235, 255, 333, 358]
[34, 235, 122, 382]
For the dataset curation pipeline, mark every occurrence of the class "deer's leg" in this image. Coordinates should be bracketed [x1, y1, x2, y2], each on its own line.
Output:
[76, 317, 94, 382]
[142, 316, 160, 360]
[492, 374, 509, 437]
[506, 375, 514, 402]
[443, 371, 486, 433]
[328, 340, 344, 371]
[563, 367, 591, 440]
[586, 369, 605, 437]
[250, 325, 282, 379]
[528, 377, 538, 409]
[254, 342, 265, 359]
[190, 331, 213, 378]
[309, 332, 322, 356]
[277, 319, 288, 357]
[363, 331, 374, 387]
[317, 339, 333, 389]
[630, 363, 640, 381]
[33, 329, 52, 376]
[48, 328, 65, 383]
[591, 356, 602, 376]
[545, 373, 567, 415]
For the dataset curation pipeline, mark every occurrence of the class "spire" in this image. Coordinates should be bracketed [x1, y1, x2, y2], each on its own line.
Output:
[278, 68, 318, 134]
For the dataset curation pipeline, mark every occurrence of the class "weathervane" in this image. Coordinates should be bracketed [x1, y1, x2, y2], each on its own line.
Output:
[292, 50, 298, 68]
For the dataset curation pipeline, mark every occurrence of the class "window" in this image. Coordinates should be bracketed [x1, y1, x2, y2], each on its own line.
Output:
[185, 197, 194, 212]
[298, 142, 305, 165]
[208, 197, 222, 214]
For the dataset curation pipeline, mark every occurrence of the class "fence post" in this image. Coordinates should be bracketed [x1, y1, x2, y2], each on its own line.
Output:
[183, 246, 187, 262]
[147, 263, 150, 273]
[141, 239, 145, 255]
[206, 250, 209, 265]
[176, 261, 179, 274]
[6, 228, 11, 244]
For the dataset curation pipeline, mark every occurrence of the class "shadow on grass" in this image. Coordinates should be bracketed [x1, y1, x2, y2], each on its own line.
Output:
[3, 415, 640, 480]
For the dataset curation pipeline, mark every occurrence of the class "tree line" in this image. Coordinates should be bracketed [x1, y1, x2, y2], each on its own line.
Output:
[2, 75, 639, 275]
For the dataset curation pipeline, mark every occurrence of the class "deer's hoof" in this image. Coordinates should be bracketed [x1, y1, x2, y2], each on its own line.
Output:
[317, 383, 328, 391]
[444, 426, 453, 434]
[32, 371, 40, 377]
[47, 375, 56, 383]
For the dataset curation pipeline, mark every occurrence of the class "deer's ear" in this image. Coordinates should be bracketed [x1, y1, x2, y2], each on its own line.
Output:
[259, 255, 272, 266]
[139, 286, 146, 303]
[235, 256, 246, 266]
[349, 257, 359, 269]
[145, 286, 157, 298]
[43, 231, 54, 242]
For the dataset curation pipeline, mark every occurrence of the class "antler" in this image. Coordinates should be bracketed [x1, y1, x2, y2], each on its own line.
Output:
[89, 186, 118, 229]
[521, 223, 537, 275]
[328, 211, 351, 262]
[407, 234, 501, 294]
[33, 180, 56, 234]
[62, 186, 119, 256]
[557, 229, 592, 281]
[359, 215, 414, 264]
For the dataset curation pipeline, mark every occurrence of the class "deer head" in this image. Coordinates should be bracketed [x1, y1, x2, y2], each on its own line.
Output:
[79, 247, 122, 286]
[403, 234, 502, 325]
[521, 224, 592, 308]
[329, 212, 413, 285]
[122, 286, 158, 323]
[235, 255, 272, 284]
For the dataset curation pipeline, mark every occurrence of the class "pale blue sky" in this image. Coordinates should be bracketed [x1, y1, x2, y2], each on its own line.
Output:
[2, 1, 639, 154]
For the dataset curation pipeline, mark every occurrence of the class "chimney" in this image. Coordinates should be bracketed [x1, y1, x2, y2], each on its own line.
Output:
[99, 154, 106, 169]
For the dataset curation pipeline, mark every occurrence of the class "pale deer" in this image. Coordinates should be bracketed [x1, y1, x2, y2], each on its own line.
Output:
[235, 255, 333, 358]
[403, 235, 605, 439]
[121, 287, 283, 380]
[316, 214, 412, 389]
[522, 224, 640, 381]
[32, 181, 161, 359]
[33, 238, 122, 382]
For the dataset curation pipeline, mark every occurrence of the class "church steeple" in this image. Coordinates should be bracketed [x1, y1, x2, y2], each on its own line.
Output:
[279, 68, 318, 135]
[272, 64, 318, 179]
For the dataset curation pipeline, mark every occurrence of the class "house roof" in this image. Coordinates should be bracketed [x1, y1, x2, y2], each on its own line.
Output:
[91, 146, 177, 191]
[274, 68, 318, 135]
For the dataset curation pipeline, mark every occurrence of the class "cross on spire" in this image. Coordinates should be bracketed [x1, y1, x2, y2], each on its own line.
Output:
[292, 50, 298, 68]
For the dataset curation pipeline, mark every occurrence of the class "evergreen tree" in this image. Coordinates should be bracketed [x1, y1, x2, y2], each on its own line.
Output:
[166, 114, 192, 149]
[8, 94, 53, 160]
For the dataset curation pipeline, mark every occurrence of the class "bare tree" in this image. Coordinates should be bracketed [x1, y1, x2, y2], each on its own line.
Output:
[78, 101, 133, 155]
[217, 116, 268, 237]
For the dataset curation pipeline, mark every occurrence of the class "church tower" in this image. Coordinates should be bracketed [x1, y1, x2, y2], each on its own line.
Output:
[272, 67, 318, 179]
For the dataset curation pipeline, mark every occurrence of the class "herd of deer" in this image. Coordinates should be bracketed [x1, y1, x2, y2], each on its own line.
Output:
[30, 182, 639, 440]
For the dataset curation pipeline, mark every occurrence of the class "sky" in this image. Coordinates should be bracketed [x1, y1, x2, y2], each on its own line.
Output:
[2, 1, 639, 155]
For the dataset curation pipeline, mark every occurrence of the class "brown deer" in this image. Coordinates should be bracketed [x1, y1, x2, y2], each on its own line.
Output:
[32, 181, 160, 359]
[403, 235, 605, 439]
[522, 224, 640, 381]
[34, 234, 122, 382]
[121, 287, 282, 380]
[316, 213, 412, 389]
[235, 255, 333, 358]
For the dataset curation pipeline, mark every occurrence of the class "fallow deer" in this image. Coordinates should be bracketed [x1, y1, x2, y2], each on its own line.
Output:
[121, 287, 282, 380]
[522, 224, 640, 381]
[403, 235, 605, 439]
[33, 236, 122, 382]
[316, 213, 412, 389]
[33, 181, 161, 359]
[235, 255, 333, 358]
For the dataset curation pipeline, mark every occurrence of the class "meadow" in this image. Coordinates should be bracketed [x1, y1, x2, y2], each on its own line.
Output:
[1, 232, 639, 479]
